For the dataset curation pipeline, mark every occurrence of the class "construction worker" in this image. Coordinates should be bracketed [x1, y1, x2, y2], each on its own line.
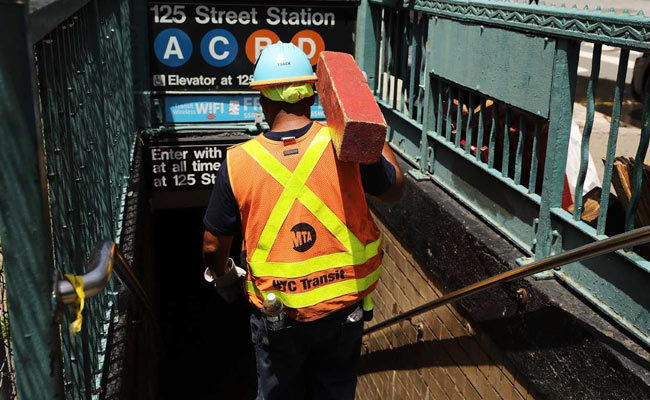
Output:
[202, 42, 402, 400]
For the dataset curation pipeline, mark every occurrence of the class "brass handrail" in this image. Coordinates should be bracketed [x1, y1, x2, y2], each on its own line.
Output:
[364, 226, 650, 336]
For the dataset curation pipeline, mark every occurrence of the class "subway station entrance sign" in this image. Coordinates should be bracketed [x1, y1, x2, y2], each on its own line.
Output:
[148, 3, 357, 92]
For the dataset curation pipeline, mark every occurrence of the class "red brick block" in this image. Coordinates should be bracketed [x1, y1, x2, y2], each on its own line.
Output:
[316, 51, 386, 163]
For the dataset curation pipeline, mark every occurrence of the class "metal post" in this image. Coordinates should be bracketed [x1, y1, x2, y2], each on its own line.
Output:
[0, 1, 65, 398]
[418, 17, 434, 174]
[355, 0, 381, 93]
[129, 0, 153, 129]
[535, 39, 579, 259]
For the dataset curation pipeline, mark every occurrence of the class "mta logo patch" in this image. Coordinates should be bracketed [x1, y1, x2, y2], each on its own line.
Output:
[291, 223, 316, 252]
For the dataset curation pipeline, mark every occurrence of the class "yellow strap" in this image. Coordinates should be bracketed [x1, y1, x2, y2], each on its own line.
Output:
[247, 266, 382, 309]
[64, 274, 85, 335]
[249, 237, 381, 278]
[362, 294, 374, 311]
[242, 127, 364, 265]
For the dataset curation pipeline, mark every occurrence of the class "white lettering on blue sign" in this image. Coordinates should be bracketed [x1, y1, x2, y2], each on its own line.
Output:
[165, 95, 324, 123]
[266, 7, 335, 26]
[154, 28, 193, 67]
[164, 37, 184, 60]
[200, 29, 238, 67]
[194, 6, 259, 25]
[149, 6, 337, 27]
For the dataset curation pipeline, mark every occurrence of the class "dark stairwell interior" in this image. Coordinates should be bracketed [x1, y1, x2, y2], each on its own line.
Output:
[153, 207, 256, 400]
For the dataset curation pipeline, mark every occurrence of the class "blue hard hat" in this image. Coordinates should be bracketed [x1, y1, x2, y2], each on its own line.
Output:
[250, 42, 318, 89]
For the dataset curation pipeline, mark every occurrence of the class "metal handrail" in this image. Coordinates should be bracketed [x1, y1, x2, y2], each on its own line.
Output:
[57, 240, 155, 317]
[364, 225, 650, 336]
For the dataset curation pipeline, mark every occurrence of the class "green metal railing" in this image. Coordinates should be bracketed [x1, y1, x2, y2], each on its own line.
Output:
[37, 3, 136, 396]
[356, 0, 650, 347]
[0, 0, 136, 398]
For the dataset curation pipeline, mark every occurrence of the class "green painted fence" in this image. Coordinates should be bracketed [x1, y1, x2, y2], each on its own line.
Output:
[356, 0, 650, 346]
[0, 0, 136, 398]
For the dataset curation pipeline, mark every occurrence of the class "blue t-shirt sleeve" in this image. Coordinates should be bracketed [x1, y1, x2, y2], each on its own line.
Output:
[360, 156, 397, 196]
[203, 158, 241, 236]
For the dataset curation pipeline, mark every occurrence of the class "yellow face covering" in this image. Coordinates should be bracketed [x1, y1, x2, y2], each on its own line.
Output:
[260, 83, 314, 104]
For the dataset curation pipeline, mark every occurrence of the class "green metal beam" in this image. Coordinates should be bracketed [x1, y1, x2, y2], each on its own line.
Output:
[372, 0, 650, 51]
[0, 2, 65, 399]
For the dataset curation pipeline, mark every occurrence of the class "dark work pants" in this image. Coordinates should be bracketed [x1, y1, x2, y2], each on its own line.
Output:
[250, 305, 364, 400]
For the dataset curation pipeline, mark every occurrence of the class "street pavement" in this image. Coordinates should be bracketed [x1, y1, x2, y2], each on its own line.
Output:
[572, 39, 648, 182]
[578, 42, 643, 85]
[572, 102, 649, 183]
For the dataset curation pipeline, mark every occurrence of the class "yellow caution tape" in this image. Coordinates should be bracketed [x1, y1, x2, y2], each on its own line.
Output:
[64, 274, 85, 335]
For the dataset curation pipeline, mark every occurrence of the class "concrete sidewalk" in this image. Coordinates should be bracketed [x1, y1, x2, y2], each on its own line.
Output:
[572, 102, 649, 181]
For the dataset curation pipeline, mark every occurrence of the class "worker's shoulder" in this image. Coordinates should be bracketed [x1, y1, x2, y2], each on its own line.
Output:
[311, 121, 332, 135]
[226, 136, 259, 151]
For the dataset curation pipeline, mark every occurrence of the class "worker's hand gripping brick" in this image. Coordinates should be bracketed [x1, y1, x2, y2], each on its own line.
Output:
[316, 51, 387, 164]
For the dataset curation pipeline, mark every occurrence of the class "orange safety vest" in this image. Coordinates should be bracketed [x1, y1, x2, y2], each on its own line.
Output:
[227, 122, 382, 321]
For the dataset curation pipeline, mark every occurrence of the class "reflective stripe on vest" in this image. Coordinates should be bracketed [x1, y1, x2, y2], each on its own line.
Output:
[240, 126, 381, 307]
[362, 294, 373, 312]
[246, 266, 382, 309]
